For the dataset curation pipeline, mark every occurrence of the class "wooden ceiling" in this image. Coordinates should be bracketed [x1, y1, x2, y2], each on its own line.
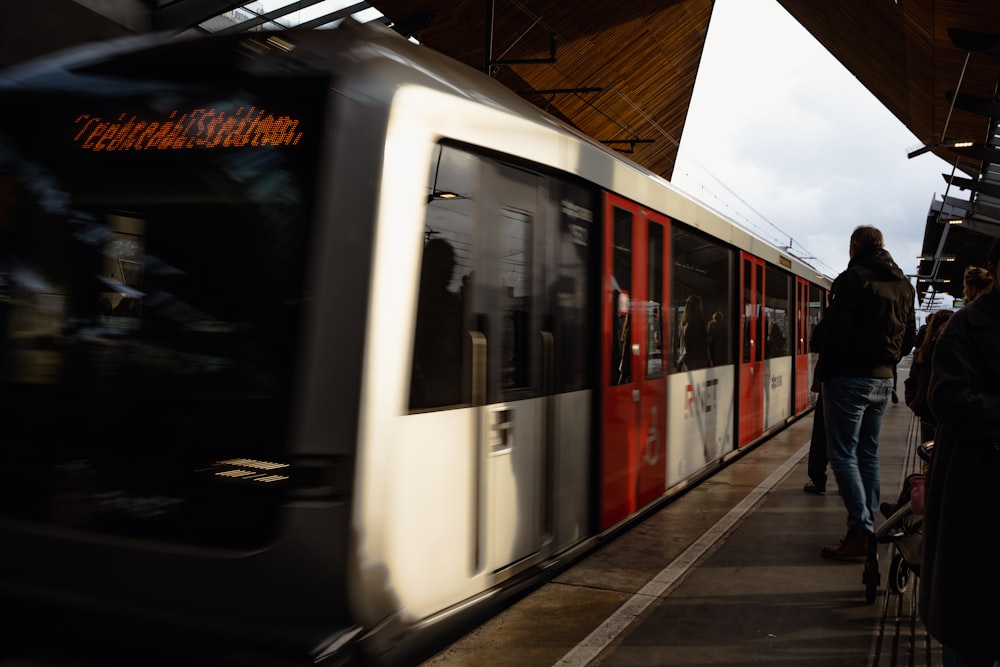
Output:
[367, 1, 1000, 182]
[369, 0, 714, 181]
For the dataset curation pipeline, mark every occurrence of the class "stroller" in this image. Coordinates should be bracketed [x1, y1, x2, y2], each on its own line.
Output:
[863, 441, 933, 604]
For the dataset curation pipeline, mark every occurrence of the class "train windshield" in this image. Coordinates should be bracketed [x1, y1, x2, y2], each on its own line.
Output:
[0, 54, 327, 548]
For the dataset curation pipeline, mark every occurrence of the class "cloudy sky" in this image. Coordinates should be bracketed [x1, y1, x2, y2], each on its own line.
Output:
[671, 0, 951, 291]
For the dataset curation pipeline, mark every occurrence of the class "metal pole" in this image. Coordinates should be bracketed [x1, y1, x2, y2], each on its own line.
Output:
[484, 0, 494, 74]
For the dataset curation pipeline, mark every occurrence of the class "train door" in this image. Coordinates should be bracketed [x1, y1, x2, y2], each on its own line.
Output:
[739, 253, 765, 446]
[600, 193, 668, 528]
[794, 277, 811, 412]
[475, 160, 547, 577]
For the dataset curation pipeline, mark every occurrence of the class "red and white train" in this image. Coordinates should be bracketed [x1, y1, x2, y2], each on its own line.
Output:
[0, 19, 828, 665]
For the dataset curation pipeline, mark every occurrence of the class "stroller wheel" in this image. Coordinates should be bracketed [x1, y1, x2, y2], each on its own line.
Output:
[889, 553, 910, 594]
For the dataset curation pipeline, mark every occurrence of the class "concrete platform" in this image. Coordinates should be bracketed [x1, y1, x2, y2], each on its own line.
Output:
[421, 359, 941, 667]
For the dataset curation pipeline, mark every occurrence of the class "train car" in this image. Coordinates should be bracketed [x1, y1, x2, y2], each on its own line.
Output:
[0, 19, 829, 666]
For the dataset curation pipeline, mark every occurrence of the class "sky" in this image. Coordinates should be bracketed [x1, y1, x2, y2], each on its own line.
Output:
[671, 0, 951, 298]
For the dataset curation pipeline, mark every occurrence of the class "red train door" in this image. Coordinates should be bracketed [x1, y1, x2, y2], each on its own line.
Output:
[738, 253, 765, 446]
[600, 193, 669, 528]
[794, 277, 811, 412]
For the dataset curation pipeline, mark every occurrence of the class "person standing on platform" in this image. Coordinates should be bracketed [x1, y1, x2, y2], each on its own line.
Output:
[961, 265, 992, 305]
[920, 237, 1000, 667]
[903, 308, 953, 444]
[813, 225, 916, 561]
[803, 318, 830, 494]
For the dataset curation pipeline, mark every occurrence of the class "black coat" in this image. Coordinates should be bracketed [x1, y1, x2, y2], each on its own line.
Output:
[813, 248, 915, 380]
[919, 286, 1000, 659]
[903, 342, 936, 424]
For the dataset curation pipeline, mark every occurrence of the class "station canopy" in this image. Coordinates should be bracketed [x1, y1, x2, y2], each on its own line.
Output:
[7, 1, 1000, 310]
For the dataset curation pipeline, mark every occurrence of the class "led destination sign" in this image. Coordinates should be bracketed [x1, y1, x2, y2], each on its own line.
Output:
[73, 106, 304, 152]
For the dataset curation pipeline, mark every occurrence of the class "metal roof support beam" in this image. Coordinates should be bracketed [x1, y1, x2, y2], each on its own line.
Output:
[215, 0, 348, 34]
[907, 48, 971, 159]
[944, 173, 1000, 200]
[152, 0, 234, 31]
[948, 28, 1000, 58]
[945, 90, 1000, 118]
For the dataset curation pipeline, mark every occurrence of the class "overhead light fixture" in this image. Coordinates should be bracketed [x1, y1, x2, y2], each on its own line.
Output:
[426, 146, 462, 203]
[947, 218, 963, 225]
[907, 138, 975, 159]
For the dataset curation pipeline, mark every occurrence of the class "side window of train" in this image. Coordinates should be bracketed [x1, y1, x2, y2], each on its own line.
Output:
[764, 266, 790, 358]
[551, 181, 595, 393]
[809, 283, 825, 341]
[611, 207, 632, 385]
[671, 225, 733, 371]
[410, 145, 479, 411]
[411, 145, 589, 410]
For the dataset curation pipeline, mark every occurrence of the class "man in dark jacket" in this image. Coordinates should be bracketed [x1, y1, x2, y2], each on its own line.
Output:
[919, 238, 1000, 666]
[814, 225, 916, 560]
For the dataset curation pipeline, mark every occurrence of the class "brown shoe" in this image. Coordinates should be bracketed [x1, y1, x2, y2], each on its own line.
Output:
[821, 527, 871, 562]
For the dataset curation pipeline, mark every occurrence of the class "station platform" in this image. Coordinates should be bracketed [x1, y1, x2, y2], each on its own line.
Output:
[421, 359, 941, 667]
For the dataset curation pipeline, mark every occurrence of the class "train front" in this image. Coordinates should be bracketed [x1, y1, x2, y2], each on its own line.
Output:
[0, 30, 365, 664]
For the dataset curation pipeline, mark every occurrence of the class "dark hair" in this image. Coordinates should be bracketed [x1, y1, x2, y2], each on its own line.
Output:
[964, 265, 991, 293]
[914, 309, 952, 365]
[681, 294, 704, 326]
[850, 226, 884, 254]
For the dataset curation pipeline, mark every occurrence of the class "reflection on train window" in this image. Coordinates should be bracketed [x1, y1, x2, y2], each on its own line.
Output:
[764, 265, 790, 358]
[552, 181, 594, 393]
[671, 225, 733, 370]
[743, 260, 753, 364]
[611, 207, 632, 386]
[412, 145, 477, 410]
[646, 222, 663, 379]
[412, 144, 595, 410]
[809, 283, 825, 342]
[754, 262, 764, 363]
[499, 206, 531, 391]
[101, 214, 145, 330]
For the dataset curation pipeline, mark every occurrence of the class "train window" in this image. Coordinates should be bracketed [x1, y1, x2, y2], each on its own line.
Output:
[754, 263, 765, 363]
[764, 266, 790, 358]
[646, 222, 664, 379]
[413, 145, 595, 409]
[809, 283, 826, 340]
[671, 225, 733, 370]
[610, 207, 633, 385]
[488, 162, 543, 402]
[550, 181, 594, 393]
[411, 146, 478, 410]
[498, 205, 532, 392]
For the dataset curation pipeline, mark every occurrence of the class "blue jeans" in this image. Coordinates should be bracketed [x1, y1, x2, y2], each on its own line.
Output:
[822, 376, 894, 533]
